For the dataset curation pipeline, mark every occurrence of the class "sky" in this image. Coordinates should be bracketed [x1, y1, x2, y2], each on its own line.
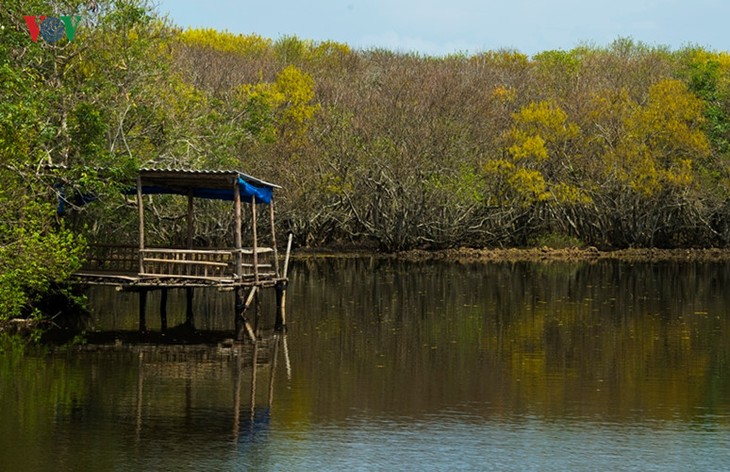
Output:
[155, 0, 730, 57]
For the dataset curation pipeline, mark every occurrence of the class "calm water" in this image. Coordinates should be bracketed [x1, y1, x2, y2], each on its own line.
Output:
[2, 258, 730, 471]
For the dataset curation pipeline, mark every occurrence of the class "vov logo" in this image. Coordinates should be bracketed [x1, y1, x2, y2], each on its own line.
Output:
[24, 16, 82, 43]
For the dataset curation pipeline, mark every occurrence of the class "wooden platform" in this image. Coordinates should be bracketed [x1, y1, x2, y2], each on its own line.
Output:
[75, 244, 283, 289]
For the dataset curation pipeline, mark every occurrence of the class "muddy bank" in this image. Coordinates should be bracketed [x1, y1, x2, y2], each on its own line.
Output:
[292, 245, 730, 262]
[393, 247, 730, 262]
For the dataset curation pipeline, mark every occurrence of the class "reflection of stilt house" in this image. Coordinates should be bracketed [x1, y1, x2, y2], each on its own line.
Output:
[73, 168, 292, 341]
[122, 334, 290, 441]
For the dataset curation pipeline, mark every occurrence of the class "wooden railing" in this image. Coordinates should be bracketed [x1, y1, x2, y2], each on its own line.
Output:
[140, 248, 234, 280]
[237, 247, 276, 279]
[82, 244, 139, 273]
[141, 248, 276, 280]
[81, 244, 277, 282]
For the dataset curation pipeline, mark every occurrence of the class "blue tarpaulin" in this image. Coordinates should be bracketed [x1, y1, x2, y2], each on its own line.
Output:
[121, 169, 278, 204]
[137, 176, 273, 204]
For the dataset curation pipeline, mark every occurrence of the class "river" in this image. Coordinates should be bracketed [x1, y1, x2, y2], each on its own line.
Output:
[1, 257, 730, 471]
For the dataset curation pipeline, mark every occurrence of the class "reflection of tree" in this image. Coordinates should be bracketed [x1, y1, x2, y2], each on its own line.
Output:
[285, 258, 730, 422]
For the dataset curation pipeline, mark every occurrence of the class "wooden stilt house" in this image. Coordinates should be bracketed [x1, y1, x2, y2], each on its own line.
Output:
[72, 168, 292, 340]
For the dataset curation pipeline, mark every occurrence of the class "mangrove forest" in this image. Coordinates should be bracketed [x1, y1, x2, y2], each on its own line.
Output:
[2, 0, 730, 319]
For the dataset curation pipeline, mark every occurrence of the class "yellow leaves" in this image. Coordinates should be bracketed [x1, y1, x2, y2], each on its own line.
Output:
[483, 158, 514, 175]
[492, 86, 516, 102]
[309, 40, 353, 64]
[506, 101, 579, 162]
[509, 168, 549, 202]
[586, 88, 633, 128]
[625, 149, 661, 196]
[178, 29, 353, 68]
[472, 49, 529, 68]
[275, 65, 319, 125]
[508, 132, 548, 161]
[635, 79, 710, 158]
[178, 29, 272, 56]
[550, 183, 592, 205]
[682, 47, 730, 71]
[664, 158, 694, 187]
[238, 81, 285, 108]
[237, 65, 318, 143]
[586, 79, 709, 196]
[491, 100, 587, 207]
[313, 40, 351, 57]
[511, 101, 579, 140]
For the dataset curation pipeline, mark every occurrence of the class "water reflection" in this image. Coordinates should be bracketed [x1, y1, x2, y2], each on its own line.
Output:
[0, 334, 291, 471]
[2, 258, 730, 470]
[283, 258, 730, 424]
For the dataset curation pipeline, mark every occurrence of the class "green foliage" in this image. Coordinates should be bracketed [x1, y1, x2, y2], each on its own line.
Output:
[0, 0, 157, 320]
[69, 103, 109, 162]
[3, 0, 730, 322]
[0, 196, 86, 320]
[675, 48, 730, 155]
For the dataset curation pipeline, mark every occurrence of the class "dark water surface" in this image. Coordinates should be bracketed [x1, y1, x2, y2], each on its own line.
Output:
[2, 258, 730, 471]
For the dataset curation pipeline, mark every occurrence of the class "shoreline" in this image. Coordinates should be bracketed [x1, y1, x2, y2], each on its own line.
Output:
[293, 246, 730, 262]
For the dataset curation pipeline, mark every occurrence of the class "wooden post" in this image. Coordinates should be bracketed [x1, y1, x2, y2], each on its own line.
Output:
[235, 286, 258, 343]
[234, 288, 245, 341]
[251, 195, 259, 284]
[253, 290, 261, 336]
[187, 190, 194, 249]
[160, 288, 168, 332]
[234, 178, 246, 341]
[283, 232, 293, 280]
[269, 199, 279, 277]
[276, 233, 293, 332]
[275, 280, 287, 332]
[234, 178, 242, 279]
[139, 289, 147, 333]
[137, 175, 145, 274]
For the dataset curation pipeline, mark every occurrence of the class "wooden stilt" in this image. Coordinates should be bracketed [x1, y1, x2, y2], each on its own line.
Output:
[275, 233, 293, 332]
[283, 232, 293, 281]
[137, 176, 145, 274]
[275, 280, 287, 332]
[139, 289, 147, 333]
[235, 286, 258, 343]
[251, 196, 259, 284]
[234, 178, 243, 280]
[235, 288, 245, 341]
[270, 200, 280, 277]
[160, 288, 168, 332]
